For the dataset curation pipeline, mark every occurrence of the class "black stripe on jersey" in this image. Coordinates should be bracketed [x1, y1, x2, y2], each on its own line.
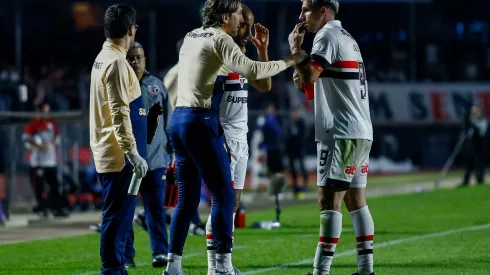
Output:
[311, 54, 330, 69]
[322, 251, 335, 257]
[320, 70, 360, 80]
[358, 249, 373, 255]
[224, 83, 248, 92]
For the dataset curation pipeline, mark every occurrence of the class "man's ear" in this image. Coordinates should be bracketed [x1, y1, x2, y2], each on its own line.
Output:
[320, 6, 328, 17]
[128, 26, 136, 37]
[222, 13, 230, 24]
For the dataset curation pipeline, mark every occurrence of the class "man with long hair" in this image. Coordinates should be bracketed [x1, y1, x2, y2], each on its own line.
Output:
[165, 0, 308, 274]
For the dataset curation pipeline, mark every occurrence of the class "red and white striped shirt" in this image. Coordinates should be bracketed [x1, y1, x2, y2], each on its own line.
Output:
[22, 118, 60, 167]
[220, 71, 249, 142]
[310, 20, 373, 141]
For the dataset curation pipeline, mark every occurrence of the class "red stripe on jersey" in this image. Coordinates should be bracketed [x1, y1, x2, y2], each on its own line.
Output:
[310, 60, 324, 72]
[304, 83, 314, 100]
[228, 72, 240, 80]
[356, 235, 374, 242]
[319, 237, 339, 244]
[331, 61, 359, 69]
[206, 234, 214, 240]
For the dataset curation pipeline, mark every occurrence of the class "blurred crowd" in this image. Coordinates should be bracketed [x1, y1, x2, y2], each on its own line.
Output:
[1, 41, 489, 113]
[0, 0, 489, 220]
[0, 63, 90, 112]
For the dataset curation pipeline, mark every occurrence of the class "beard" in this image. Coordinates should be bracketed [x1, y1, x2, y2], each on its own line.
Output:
[233, 38, 247, 49]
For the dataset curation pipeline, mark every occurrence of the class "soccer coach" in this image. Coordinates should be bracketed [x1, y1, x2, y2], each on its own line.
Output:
[89, 4, 148, 275]
[165, 0, 308, 274]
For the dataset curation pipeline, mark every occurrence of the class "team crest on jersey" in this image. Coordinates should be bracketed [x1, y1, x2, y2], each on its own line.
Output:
[148, 85, 160, 94]
[239, 76, 246, 89]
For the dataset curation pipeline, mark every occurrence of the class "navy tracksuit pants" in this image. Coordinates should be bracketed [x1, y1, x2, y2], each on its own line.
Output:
[169, 107, 234, 255]
[126, 167, 169, 257]
[98, 164, 136, 275]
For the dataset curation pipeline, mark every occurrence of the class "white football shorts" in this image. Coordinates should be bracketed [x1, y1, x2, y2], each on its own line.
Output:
[316, 139, 372, 188]
[226, 139, 249, 190]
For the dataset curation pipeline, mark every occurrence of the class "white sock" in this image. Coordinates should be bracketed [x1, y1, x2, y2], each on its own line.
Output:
[166, 253, 182, 274]
[206, 214, 215, 275]
[216, 253, 233, 272]
[207, 213, 237, 274]
[313, 210, 342, 275]
[350, 206, 374, 275]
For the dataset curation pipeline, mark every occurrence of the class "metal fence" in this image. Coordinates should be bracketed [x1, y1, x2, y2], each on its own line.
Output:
[0, 117, 89, 211]
[0, 108, 479, 212]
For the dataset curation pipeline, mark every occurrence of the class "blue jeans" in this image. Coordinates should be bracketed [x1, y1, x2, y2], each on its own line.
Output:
[126, 167, 169, 257]
[98, 164, 136, 275]
[169, 107, 234, 255]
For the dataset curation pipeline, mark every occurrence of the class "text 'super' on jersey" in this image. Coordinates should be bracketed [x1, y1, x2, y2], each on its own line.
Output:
[220, 72, 248, 142]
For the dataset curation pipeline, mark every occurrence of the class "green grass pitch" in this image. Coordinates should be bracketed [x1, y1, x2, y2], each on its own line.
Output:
[1, 185, 489, 275]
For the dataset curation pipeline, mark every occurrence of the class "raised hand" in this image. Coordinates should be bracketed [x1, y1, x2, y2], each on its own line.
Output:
[288, 22, 305, 54]
[250, 23, 270, 53]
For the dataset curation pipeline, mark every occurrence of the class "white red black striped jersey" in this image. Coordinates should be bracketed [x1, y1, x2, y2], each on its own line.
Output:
[22, 118, 60, 167]
[311, 20, 373, 141]
[219, 71, 248, 142]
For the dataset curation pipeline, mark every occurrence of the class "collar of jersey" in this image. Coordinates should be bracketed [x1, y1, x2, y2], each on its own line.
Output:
[103, 41, 128, 56]
[325, 20, 342, 28]
[138, 71, 151, 84]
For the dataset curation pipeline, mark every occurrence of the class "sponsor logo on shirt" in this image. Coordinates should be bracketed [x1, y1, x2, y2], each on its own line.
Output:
[344, 165, 356, 175]
[186, 32, 214, 38]
[239, 76, 246, 89]
[226, 96, 248, 104]
[93, 61, 103, 70]
[361, 163, 369, 175]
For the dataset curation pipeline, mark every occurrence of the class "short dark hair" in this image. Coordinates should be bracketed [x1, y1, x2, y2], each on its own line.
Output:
[309, 0, 339, 14]
[201, 0, 241, 28]
[104, 4, 137, 39]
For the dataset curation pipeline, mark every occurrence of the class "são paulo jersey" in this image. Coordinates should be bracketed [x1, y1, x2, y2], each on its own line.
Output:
[311, 20, 373, 141]
[220, 71, 248, 142]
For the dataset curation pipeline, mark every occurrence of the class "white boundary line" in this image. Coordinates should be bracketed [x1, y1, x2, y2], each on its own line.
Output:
[76, 224, 490, 275]
[242, 223, 490, 275]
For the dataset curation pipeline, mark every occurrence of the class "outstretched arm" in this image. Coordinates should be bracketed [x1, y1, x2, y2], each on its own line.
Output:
[214, 33, 308, 80]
